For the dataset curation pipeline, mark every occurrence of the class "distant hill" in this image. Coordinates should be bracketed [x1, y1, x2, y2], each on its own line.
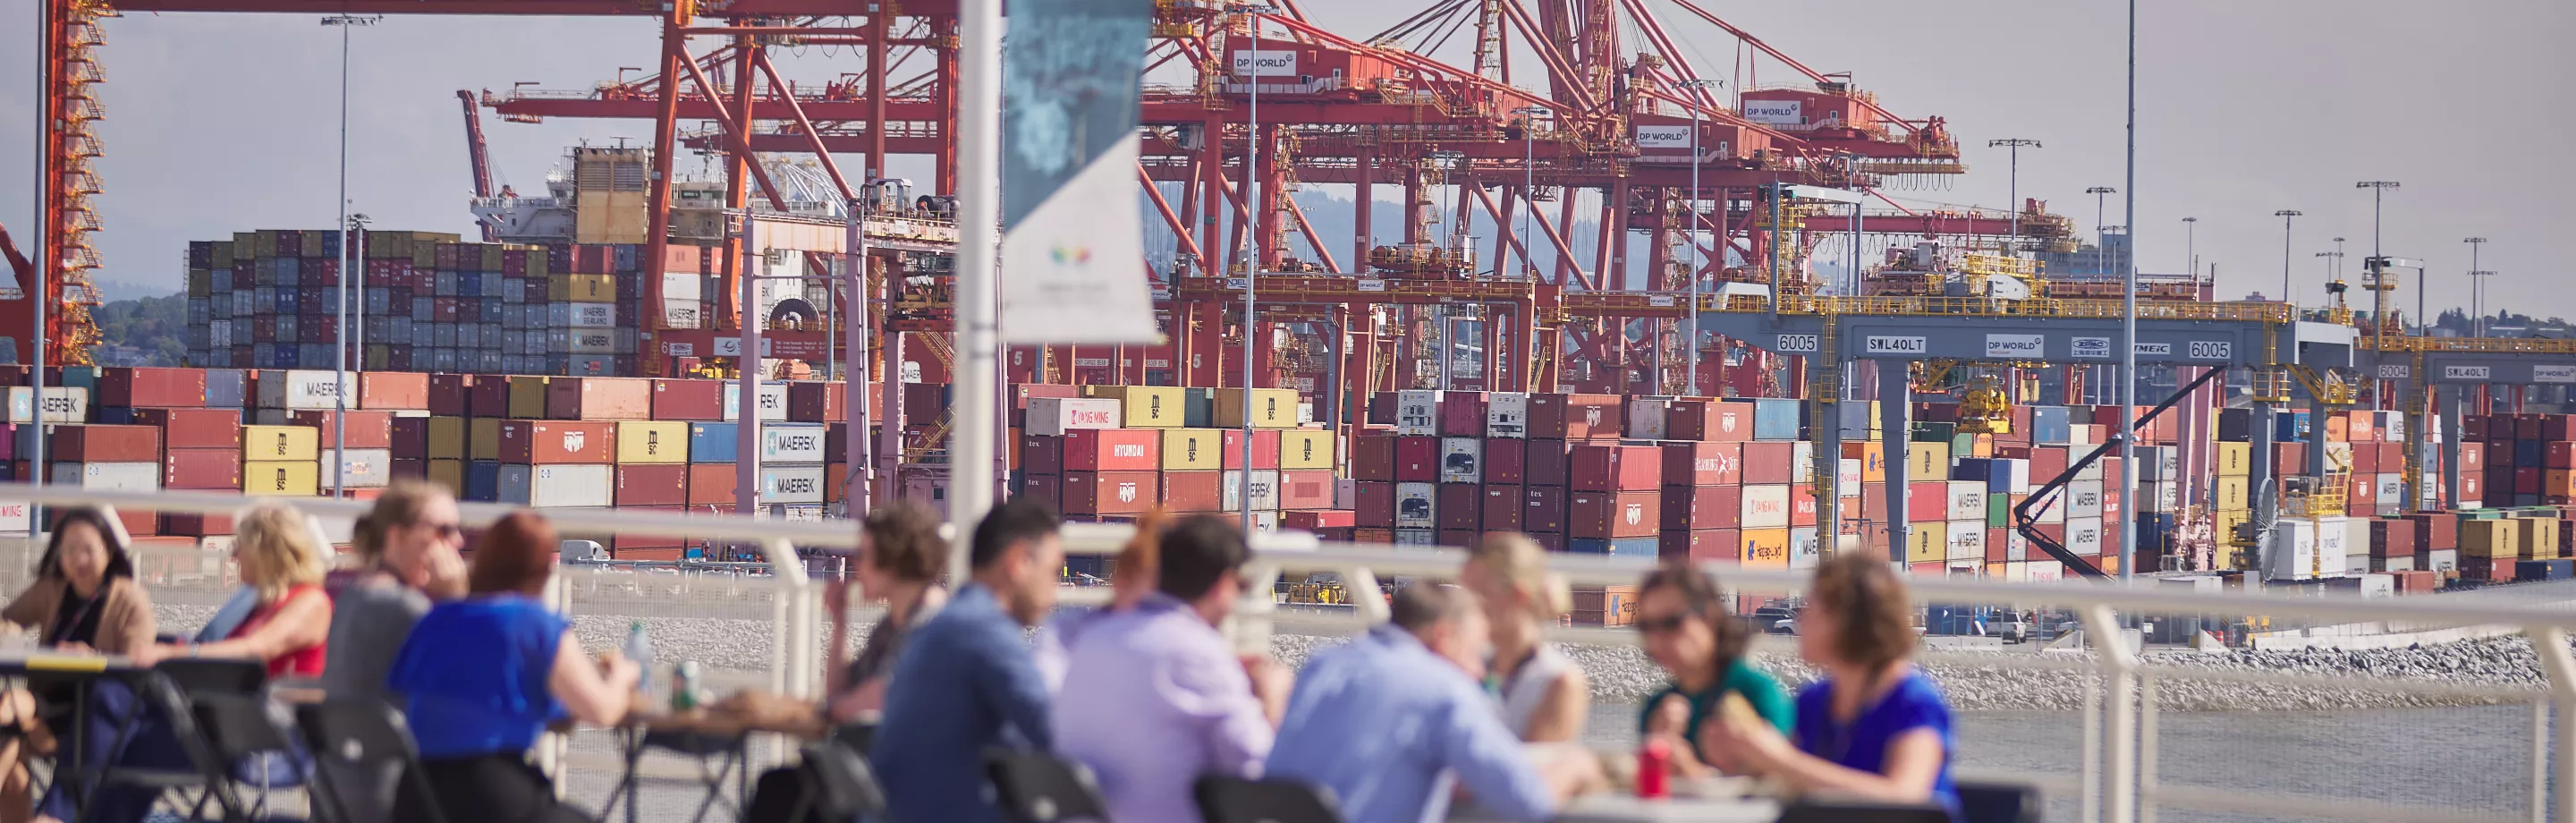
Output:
[91, 293, 187, 366]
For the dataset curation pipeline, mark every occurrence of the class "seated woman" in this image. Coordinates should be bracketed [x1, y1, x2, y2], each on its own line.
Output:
[0, 508, 155, 823]
[1700, 554, 1960, 817]
[1633, 563, 1793, 778]
[388, 512, 638, 823]
[324, 480, 469, 707]
[1461, 533, 1588, 742]
[821, 500, 947, 722]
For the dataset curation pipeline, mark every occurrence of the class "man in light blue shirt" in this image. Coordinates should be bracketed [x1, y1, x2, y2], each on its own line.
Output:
[1056, 515, 1289, 823]
[1267, 584, 1603, 823]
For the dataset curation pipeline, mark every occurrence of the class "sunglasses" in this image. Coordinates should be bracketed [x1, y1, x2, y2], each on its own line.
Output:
[1634, 614, 1693, 635]
[414, 522, 463, 539]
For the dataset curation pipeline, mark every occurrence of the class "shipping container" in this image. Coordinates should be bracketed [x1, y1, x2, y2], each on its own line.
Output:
[499, 420, 617, 465]
[163, 449, 243, 490]
[242, 425, 321, 462]
[239, 461, 318, 496]
[1060, 429, 1161, 472]
[1161, 428, 1223, 471]
[613, 421, 691, 464]
[322, 448, 395, 488]
[1027, 397, 1123, 437]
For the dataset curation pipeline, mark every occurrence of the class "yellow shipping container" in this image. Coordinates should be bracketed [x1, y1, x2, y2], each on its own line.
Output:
[241, 425, 319, 462]
[1083, 386, 1186, 428]
[508, 376, 551, 419]
[428, 416, 468, 460]
[616, 421, 691, 463]
[2518, 517, 2562, 560]
[1907, 521, 1949, 564]
[1161, 428, 1223, 471]
[470, 419, 504, 462]
[427, 459, 465, 496]
[2214, 477, 2250, 511]
[2461, 519, 2520, 559]
[2216, 442, 2251, 477]
[1278, 429, 1335, 470]
[242, 461, 319, 496]
[552, 274, 617, 302]
[1741, 528, 1792, 569]
[1907, 442, 1950, 480]
[1215, 388, 1300, 429]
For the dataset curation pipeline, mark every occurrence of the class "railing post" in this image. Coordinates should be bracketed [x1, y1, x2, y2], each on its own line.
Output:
[761, 538, 814, 698]
[2535, 626, 2576, 823]
[1343, 566, 1391, 625]
[2081, 604, 2139, 823]
[1229, 563, 1283, 656]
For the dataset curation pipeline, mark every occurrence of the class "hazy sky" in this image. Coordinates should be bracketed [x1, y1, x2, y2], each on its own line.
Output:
[3, 1, 2569, 315]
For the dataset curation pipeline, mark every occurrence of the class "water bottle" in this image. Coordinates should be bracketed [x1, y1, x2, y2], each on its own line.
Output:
[623, 621, 656, 700]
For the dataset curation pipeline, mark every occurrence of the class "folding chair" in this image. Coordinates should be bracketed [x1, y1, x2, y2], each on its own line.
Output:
[74, 660, 267, 823]
[183, 691, 306, 821]
[982, 748, 1109, 823]
[1957, 780, 2042, 823]
[294, 700, 449, 823]
[1775, 799, 1955, 823]
[1193, 775, 1343, 823]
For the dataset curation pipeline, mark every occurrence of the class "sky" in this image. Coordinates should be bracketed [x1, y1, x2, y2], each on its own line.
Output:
[2, 0, 2571, 316]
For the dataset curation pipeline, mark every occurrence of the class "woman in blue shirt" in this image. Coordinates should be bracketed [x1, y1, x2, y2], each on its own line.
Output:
[1700, 555, 1959, 817]
[386, 513, 639, 823]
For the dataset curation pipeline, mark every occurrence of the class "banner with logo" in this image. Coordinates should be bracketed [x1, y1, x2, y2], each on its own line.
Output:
[999, 0, 1158, 344]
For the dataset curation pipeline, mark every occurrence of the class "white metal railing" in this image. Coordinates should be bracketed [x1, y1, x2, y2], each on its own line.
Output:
[7, 485, 2572, 823]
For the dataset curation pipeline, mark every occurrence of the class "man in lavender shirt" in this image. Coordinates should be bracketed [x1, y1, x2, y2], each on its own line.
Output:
[1055, 515, 1291, 823]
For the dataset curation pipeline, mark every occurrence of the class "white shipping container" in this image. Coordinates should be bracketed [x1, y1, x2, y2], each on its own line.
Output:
[2425, 549, 2458, 573]
[2324, 442, 2355, 471]
[2004, 530, 2030, 562]
[2134, 481, 2174, 514]
[1836, 458, 1861, 490]
[664, 301, 704, 330]
[1394, 529, 1436, 547]
[51, 462, 158, 493]
[0, 501, 29, 534]
[2006, 459, 2033, 495]
[566, 329, 617, 355]
[664, 272, 705, 301]
[2138, 446, 2182, 481]
[2065, 516, 2104, 556]
[1485, 392, 1529, 438]
[1626, 398, 1670, 440]
[1250, 511, 1282, 535]
[759, 424, 829, 463]
[256, 369, 350, 411]
[2024, 487, 2066, 524]
[718, 382, 792, 422]
[1439, 437, 1482, 484]
[2027, 560, 2064, 581]
[2266, 519, 2318, 581]
[1946, 522, 1986, 562]
[1946, 481, 1987, 522]
[1394, 390, 1442, 437]
[758, 464, 826, 505]
[2074, 458, 2103, 483]
[2068, 480, 2105, 519]
[1789, 527, 1822, 570]
[1025, 397, 1122, 437]
[2313, 516, 2350, 576]
[531, 465, 615, 507]
[2375, 473, 2406, 506]
[1740, 484, 1792, 530]
[1221, 470, 1282, 512]
[321, 448, 394, 488]
[1394, 482, 1437, 529]
[7, 386, 88, 424]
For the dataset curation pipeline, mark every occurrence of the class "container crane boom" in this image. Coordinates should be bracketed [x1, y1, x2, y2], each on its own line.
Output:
[459, 89, 496, 241]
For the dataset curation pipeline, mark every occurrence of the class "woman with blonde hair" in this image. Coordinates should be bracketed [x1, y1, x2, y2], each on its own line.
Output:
[135, 504, 335, 676]
[1462, 532, 1588, 742]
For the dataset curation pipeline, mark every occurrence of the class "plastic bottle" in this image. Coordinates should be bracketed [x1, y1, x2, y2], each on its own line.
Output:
[624, 620, 656, 700]
[673, 660, 701, 712]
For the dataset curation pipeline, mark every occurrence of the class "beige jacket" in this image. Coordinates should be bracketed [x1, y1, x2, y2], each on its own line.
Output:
[2, 577, 157, 656]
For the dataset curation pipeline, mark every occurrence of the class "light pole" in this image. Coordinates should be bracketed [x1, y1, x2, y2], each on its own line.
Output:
[324, 13, 377, 499]
[1987, 139, 2041, 254]
[1678, 78, 1722, 395]
[2181, 216, 2197, 281]
[1231, 3, 1278, 536]
[2357, 181, 2401, 327]
[2085, 186, 2117, 276]
[2462, 237, 2488, 335]
[2313, 250, 2342, 309]
[2274, 210, 2301, 306]
[2468, 270, 2497, 337]
[2333, 236, 2347, 282]
[1513, 106, 1549, 280]
[2118, 0, 2139, 593]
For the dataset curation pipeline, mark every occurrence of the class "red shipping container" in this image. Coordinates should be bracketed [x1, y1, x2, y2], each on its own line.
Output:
[1741, 441, 1797, 486]
[1654, 530, 1715, 563]
[1682, 529, 1740, 564]
[1059, 471, 1160, 515]
[687, 464, 739, 505]
[786, 382, 849, 423]
[1021, 435, 1065, 476]
[286, 411, 394, 450]
[652, 379, 727, 421]
[1019, 473, 1063, 508]
[614, 464, 691, 506]
[1277, 470, 1336, 511]
[390, 418, 432, 461]
[50, 425, 161, 462]
[1569, 444, 1660, 492]
[462, 376, 508, 418]
[161, 513, 234, 537]
[1282, 510, 1355, 530]
[1857, 483, 1890, 522]
[358, 372, 431, 412]
[1441, 393, 1488, 437]
[1792, 486, 1820, 528]
[2352, 445, 2380, 475]
[2462, 557, 2516, 582]
[1568, 490, 1660, 539]
[1438, 483, 1482, 530]
[2519, 467, 2541, 495]
[2546, 414, 2576, 441]
[1527, 394, 1623, 440]
[1906, 487, 1948, 522]
[1661, 485, 1741, 531]
[163, 449, 242, 490]
[2405, 513, 2458, 551]
[2461, 442, 2487, 473]
[1522, 488, 1568, 533]
[1483, 438, 1528, 484]
[131, 409, 242, 451]
[1664, 400, 1753, 443]
[499, 421, 617, 464]
[1222, 428, 1283, 470]
[1525, 441, 1571, 487]
[2551, 442, 2576, 471]
[1354, 480, 1395, 527]
[1525, 531, 1565, 552]
[1483, 486, 1526, 531]
[2520, 415, 2545, 439]
[547, 378, 653, 420]
[2029, 447, 2069, 483]
[98, 368, 208, 409]
[1162, 471, 1224, 513]
[1660, 442, 1742, 487]
[1437, 530, 1480, 549]
[1352, 435, 1397, 481]
[1985, 529, 2011, 564]
[1063, 429, 1161, 472]
[1394, 437, 1439, 482]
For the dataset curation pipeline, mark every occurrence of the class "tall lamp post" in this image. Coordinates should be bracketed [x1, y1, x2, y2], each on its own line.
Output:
[2313, 250, 2343, 309]
[2357, 181, 2402, 328]
[2181, 216, 2198, 281]
[2462, 237, 2488, 335]
[324, 13, 377, 499]
[1231, 3, 1278, 536]
[2468, 270, 2497, 337]
[1513, 106, 1549, 280]
[2274, 210, 2301, 306]
[1677, 78, 1722, 395]
[1987, 139, 2041, 253]
[2085, 186, 2118, 276]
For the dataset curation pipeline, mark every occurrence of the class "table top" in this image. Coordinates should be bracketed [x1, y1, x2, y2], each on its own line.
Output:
[0, 653, 136, 675]
[1454, 794, 1780, 823]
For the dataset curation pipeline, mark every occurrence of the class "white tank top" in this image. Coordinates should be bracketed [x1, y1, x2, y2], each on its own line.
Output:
[1498, 643, 1575, 739]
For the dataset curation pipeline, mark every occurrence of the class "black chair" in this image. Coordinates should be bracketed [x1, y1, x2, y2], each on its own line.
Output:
[182, 691, 305, 820]
[1957, 780, 2041, 823]
[831, 721, 876, 755]
[797, 741, 886, 819]
[982, 748, 1109, 823]
[1776, 800, 1954, 823]
[295, 700, 449, 823]
[79, 665, 265, 823]
[1194, 775, 1343, 823]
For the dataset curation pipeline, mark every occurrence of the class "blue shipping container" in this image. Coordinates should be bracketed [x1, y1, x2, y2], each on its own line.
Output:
[2517, 439, 2545, 467]
[2030, 406, 2072, 444]
[1566, 538, 1659, 560]
[2274, 410, 2311, 441]
[1751, 398, 1802, 441]
[691, 422, 741, 463]
[2518, 560, 2574, 581]
[465, 460, 503, 503]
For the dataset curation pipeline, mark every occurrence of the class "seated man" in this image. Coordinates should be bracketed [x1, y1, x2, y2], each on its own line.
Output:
[1266, 584, 1601, 823]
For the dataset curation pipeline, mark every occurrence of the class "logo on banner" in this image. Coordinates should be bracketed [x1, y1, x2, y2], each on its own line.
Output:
[2445, 365, 2492, 380]
[2071, 337, 2111, 359]
[2537, 365, 2576, 384]
[1229, 49, 1298, 77]
[1985, 334, 2044, 359]
[1864, 336, 1927, 354]
[1634, 124, 1693, 149]
[999, 0, 1159, 345]
[1743, 99, 1802, 125]
[2134, 343, 2173, 356]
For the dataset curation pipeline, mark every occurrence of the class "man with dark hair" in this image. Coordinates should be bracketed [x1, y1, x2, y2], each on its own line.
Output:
[872, 497, 1065, 823]
[1055, 514, 1289, 823]
[1267, 584, 1605, 823]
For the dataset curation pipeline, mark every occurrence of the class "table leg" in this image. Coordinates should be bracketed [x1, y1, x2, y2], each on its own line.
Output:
[624, 727, 643, 823]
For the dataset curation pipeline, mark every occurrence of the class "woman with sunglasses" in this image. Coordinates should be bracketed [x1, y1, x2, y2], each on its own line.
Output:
[1632, 563, 1792, 778]
[1462, 533, 1587, 742]
[323, 480, 470, 707]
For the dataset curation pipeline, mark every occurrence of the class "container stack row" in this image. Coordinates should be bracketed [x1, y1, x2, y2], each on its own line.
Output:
[1012, 386, 1337, 539]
